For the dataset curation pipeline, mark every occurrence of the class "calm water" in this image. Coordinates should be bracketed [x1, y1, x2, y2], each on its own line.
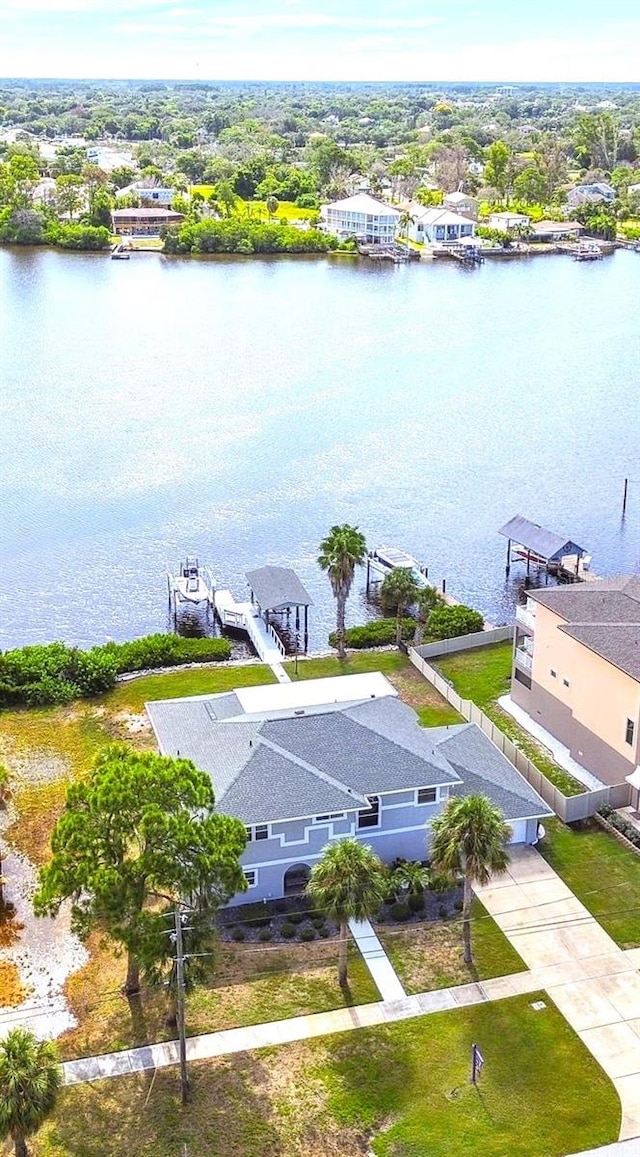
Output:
[1, 246, 639, 652]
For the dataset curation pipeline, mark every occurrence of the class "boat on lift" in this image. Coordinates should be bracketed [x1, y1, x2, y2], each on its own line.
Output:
[167, 558, 215, 607]
[366, 546, 429, 588]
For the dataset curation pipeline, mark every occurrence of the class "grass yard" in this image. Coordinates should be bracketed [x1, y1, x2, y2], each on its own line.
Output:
[377, 898, 526, 994]
[188, 192, 318, 221]
[289, 652, 462, 727]
[103, 661, 275, 714]
[57, 934, 378, 1062]
[30, 993, 619, 1157]
[436, 642, 584, 795]
[540, 818, 640, 948]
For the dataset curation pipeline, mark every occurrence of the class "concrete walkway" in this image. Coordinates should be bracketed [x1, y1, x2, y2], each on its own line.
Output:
[476, 845, 640, 1141]
[564, 1143, 640, 1157]
[348, 917, 406, 1002]
[498, 695, 605, 790]
[62, 968, 540, 1086]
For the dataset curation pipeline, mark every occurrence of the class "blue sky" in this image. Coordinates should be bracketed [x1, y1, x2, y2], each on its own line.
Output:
[0, 0, 637, 82]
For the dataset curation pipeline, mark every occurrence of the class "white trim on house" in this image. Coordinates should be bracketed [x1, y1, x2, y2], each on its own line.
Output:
[244, 869, 259, 888]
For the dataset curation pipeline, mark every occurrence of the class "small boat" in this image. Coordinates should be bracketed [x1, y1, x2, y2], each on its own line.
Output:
[168, 558, 215, 606]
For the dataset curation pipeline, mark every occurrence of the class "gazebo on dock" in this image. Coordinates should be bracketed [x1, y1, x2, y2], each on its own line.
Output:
[499, 515, 591, 582]
[246, 566, 314, 651]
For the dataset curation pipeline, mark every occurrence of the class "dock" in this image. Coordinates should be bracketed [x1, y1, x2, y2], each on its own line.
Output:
[215, 565, 314, 684]
[499, 515, 592, 583]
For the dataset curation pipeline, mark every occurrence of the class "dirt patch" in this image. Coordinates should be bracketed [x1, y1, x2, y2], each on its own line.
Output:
[377, 920, 470, 993]
[386, 666, 448, 710]
[108, 711, 153, 739]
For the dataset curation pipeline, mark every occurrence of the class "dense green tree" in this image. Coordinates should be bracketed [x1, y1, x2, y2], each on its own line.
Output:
[55, 174, 83, 220]
[318, 524, 367, 660]
[265, 194, 279, 220]
[34, 745, 247, 995]
[573, 112, 620, 171]
[380, 567, 420, 646]
[306, 838, 386, 985]
[0, 1029, 60, 1157]
[427, 604, 484, 640]
[430, 795, 511, 965]
[483, 140, 513, 203]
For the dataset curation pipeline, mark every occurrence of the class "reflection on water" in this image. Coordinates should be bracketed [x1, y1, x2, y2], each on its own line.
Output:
[1, 247, 639, 651]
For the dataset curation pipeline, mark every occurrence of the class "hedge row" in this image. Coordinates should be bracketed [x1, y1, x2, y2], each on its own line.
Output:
[0, 634, 231, 709]
[599, 805, 640, 850]
[329, 618, 416, 649]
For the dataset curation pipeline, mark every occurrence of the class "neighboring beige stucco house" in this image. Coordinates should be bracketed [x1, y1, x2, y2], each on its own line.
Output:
[511, 577, 640, 787]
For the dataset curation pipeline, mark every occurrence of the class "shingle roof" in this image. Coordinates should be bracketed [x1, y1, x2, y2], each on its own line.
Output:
[528, 576, 640, 682]
[245, 566, 313, 611]
[498, 514, 586, 561]
[147, 686, 551, 826]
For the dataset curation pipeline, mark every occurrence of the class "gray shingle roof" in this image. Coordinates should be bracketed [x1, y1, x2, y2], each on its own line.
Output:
[528, 576, 640, 681]
[245, 566, 313, 610]
[438, 725, 553, 821]
[499, 515, 586, 562]
[147, 690, 551, 826]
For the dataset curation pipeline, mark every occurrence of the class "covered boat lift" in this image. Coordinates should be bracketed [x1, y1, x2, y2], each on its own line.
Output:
[246, 565, 314, 652]
[499, 515, 591, 582]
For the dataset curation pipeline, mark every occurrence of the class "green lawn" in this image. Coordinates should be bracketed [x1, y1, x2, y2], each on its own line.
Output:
[188, 192, 318, 221]
[436, 643, 584, 796]
[103, 662, 275, 714]
[540, 818, 640, 948]
[33, 994, 619, 1157]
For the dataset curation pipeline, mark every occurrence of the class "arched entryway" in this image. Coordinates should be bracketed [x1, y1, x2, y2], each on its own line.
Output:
[283, 863, 311, 896]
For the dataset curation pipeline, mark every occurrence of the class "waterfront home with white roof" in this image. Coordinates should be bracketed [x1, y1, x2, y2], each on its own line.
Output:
[488, 211, 531, 232]
[407, 206, 476, 245]
[147, 673, 551, 904]
[321, 193, 400, 244]
[443, 191, 479, 220]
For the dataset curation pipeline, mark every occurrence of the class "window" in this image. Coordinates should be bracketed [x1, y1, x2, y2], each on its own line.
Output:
[245, 824, 269, 842]
[357, 795, 380, 829]
[563, 678, 570, 688]
[314, 813, 344, 822]
[550, 669, 557, 678]
[626, 718, 635, 746]
[244, 870, 257, 888]
[417, 787, 437, 805]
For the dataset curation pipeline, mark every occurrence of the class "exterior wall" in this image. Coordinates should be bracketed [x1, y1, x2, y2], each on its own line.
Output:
[323, 207, 398, 243]
[443, 195, 478, 220]
[410, 219, 475, 244]
[231, 782, 531, 906]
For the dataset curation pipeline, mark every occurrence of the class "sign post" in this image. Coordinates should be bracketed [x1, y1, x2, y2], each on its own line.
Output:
[471, 1042, 484, 1085]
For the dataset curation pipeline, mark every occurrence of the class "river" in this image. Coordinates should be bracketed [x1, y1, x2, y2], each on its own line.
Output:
[1, 246, 639, 652]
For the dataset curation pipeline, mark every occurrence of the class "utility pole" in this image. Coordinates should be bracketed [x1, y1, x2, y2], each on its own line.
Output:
[623, 477, 629, 517]
[174, 907, 190, 1105]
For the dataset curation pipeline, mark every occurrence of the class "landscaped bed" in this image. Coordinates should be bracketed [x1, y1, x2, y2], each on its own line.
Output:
[435, 642, 585, 795]
[539, 817, 640, 948]
[32, 993, 620, 1157]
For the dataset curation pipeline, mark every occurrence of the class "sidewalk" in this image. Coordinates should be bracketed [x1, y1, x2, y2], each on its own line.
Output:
[498, 694, 605, 790]
[63, 967, 539, 1086]
[476, 845, 640, 1141]
[348, 917, 406, 1002]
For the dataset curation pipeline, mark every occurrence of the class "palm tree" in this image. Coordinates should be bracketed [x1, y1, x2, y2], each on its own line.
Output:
[380, 567, 420, 646]
[0, 1029, 60, 1157]
[397, 209, 415, 252]
[413, 584, 445, 645]
[306, 838, 386, 986]
[318, 524, 367, 660]
[430, 795, 511, 966]
[265, 195, 279, 221]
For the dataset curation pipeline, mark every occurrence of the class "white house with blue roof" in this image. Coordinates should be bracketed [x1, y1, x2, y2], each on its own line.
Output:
[146, 673, 552, 905]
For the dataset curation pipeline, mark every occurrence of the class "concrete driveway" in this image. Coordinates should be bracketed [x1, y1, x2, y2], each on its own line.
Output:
[476, 846, 640, 1141]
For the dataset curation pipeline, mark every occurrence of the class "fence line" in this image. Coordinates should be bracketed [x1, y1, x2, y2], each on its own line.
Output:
[407, 646, 630, 822]
[415, 625, 513, 659]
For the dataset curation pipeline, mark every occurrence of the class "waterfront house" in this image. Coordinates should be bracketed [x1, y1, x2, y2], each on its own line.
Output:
[443, 191, 479, 220]
[566, 182, 616, 208]
[147, 673, 551, 904]
[488, 211, 531, 233]
[408, 207, 477, 245]
[321, 193, 400, 244]
[530, 220, 584, 242]
[512, 577, 640, 789]
[111, 207, 185, 236]
[115, 181, 176, 207]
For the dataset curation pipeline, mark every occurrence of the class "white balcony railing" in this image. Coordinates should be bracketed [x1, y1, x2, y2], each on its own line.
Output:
[515, 647, 533, 672]
[515, 604, 536, 631]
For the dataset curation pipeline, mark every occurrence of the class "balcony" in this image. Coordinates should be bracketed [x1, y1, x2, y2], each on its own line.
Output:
[515, 604, 536, 632]
[515, 646, 533, 673]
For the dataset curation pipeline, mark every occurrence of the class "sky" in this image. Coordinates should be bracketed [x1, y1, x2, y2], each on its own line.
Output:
[0, 0, 638, 83]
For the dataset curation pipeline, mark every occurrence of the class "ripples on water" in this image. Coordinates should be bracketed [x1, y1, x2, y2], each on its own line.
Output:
[1, 248, 639, 651]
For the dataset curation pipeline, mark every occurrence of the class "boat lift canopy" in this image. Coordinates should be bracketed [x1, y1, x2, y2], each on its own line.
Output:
[246, 566, 314, 613]
[499, 514, 589, 578]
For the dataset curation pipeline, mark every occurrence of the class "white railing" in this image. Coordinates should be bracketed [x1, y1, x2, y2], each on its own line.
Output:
[515, 647, 533, 672]
[267, 622, 286, 659]
[515, 604, 536, 631]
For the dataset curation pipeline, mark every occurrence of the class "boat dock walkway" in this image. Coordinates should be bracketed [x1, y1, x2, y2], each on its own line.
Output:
[214, 589, 290, 683]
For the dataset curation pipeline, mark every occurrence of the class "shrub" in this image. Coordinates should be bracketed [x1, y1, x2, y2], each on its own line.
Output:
[408, 891, 425, 913]
[231, 927, 246, 942]
[438, 904, 448, 919]
[427, 604, 484, 640]
[52, 223, 111, 250]
[318, 926, 331, 938]
[598, 806, 640, 849]
[299, 926, 316, 942]
[279, 922, 296, 939]
[390, 901, 410, 922]
[274, 900, 288, 914]
[163, 217, 338, 255]
[311, 917, 326, 929]
[454, 899, 463, 911]
[328, 618, 415, 650]
[288, 911, 305, 925]
[428, 871, 451, 894]
[241, 903, 271, 928]
[97, 633, 231, 673]
[258, 928, 272, 942]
